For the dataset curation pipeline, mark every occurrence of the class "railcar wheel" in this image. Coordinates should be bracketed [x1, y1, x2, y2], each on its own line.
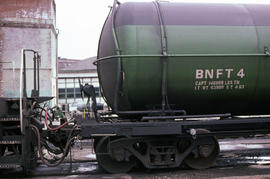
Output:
[93, 137, 101, 152]
[95, 137, 136, 173]
[184, 129, 219, 169]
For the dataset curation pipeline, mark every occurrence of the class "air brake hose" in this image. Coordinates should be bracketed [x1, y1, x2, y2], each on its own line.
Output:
[30, 124, 75, 167]
[45, 108, 68, 131]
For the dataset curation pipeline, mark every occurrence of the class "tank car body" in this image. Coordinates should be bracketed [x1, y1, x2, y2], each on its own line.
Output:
[3, 1, 270, 175]
[97, 2, 270, 116]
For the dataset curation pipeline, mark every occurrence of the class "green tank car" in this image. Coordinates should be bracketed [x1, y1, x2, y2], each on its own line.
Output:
[97, 2, 270, 116]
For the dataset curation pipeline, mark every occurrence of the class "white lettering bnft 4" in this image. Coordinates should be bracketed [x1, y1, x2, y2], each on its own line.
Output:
[196, 69, 245, 79]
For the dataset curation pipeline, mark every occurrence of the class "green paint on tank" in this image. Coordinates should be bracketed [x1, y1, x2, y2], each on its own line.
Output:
[116, 26, 162, 108]
[112, 25, 270, 114]
[97, 2, 270, 116]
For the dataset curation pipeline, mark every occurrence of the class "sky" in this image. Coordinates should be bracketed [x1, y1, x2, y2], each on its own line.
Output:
[55, 0, 270, 59]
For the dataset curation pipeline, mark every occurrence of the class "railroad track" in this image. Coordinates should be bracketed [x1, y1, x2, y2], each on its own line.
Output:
[32, 148, 270, 177]
[1, 138, 270, 177]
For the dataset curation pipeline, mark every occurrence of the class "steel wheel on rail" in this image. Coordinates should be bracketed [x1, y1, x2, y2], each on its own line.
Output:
[95, 137, 136, 173]
[184, 129, 220, 169]
[93, 137, 102, 152]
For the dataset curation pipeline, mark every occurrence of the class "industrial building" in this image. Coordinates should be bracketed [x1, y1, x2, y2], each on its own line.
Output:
[0, 0, 57, 105]
[58, 57, 104, 108]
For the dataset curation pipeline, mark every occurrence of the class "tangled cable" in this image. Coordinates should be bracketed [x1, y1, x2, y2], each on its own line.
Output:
[30, 124, 76, 167]
[44, 108, 69, 131]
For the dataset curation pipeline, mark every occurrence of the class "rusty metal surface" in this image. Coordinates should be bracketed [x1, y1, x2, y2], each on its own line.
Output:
[0, 29, 3, 96]
[0, 63, 2, 96]
[0, 0, 57, 104]
[0, 0, 56, 26]
[0, 0, 56, 35]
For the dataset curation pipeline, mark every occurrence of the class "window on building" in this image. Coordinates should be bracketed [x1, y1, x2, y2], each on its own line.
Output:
[58, 87, 101, 99]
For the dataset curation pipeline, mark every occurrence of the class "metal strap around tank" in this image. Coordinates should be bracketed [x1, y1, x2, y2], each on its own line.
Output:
[153, 1, 168, 56]
[154, 1, 169, 111]
[111, 0, 121, 112]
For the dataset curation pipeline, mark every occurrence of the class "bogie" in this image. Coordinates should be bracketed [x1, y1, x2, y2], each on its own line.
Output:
[94, 134, 220, 173]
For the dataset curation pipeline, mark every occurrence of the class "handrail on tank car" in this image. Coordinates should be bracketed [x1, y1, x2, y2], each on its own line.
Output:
[117, 109, 187, 115]
[111, 0, 122, 113]
[141, 113, 231, 121]
[93, 52, 270, 65]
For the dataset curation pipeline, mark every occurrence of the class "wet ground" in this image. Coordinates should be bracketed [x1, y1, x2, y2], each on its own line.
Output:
[1, 136, 270, 178]
[26, 165, 270, 179]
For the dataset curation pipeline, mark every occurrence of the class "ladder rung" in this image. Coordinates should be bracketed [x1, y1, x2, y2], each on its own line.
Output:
[0, 140, 21, 144]
[0, 155, 22, 168]
[0, 136, 22, 144]
[0, 164, 21, 169]
[0, 117, 20, 122]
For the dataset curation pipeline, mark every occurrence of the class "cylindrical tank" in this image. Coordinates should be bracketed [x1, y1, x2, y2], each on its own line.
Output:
[97, 2, 270, 116]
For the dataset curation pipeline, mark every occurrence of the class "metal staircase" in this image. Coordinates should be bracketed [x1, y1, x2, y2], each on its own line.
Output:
[0, 49, 45, 174]
[0, 98, 37, 173]
[0, 99, 23, 170]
